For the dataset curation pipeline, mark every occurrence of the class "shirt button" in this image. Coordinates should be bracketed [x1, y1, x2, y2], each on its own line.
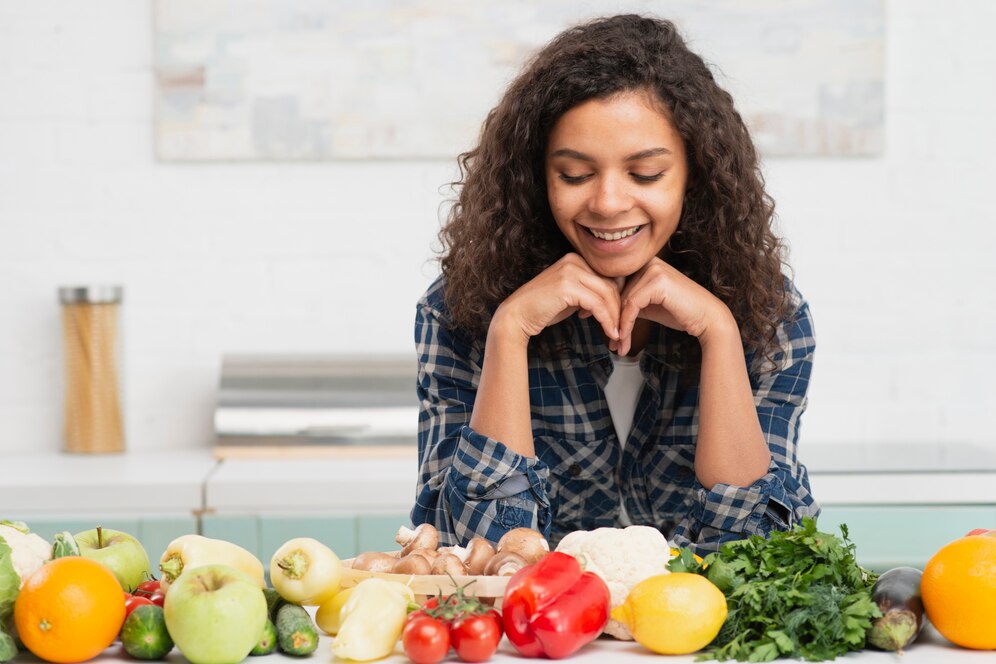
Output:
[568, 463, 582, 477]
[677, 466, 693, 479]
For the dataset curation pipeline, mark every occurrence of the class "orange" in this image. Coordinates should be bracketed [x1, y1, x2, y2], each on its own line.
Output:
[14, 557, 126, 663]
[921, 534, 996, 650]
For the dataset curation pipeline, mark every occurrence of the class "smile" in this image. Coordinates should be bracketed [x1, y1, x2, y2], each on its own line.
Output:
[586, 225, 644, 241]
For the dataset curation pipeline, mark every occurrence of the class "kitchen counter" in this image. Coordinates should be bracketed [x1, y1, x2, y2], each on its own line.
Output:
[21, 623, 988, 663]
[5, 442, 996, 515]
[0, 451, 216, 517]
[5, 445, 995, 571]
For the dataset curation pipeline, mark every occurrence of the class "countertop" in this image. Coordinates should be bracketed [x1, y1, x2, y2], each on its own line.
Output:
[4, 442, 996, 516]
[11, 623, 986, 664]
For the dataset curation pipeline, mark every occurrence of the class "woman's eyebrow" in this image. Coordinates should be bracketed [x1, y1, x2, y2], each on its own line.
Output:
[549, 147, 673, 161]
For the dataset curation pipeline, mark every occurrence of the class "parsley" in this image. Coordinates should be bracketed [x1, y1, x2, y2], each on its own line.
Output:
[668, 518, 881, 662]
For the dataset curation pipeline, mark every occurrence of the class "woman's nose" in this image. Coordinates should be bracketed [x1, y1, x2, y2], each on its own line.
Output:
[587, 174, 632, 218]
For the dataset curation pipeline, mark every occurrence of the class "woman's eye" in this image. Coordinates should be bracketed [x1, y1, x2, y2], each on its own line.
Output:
[559, 173, 592, 184]
[632, 172, 664, 182]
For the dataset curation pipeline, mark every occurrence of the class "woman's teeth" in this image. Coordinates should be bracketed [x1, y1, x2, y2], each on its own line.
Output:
[589, 226, 641, 241]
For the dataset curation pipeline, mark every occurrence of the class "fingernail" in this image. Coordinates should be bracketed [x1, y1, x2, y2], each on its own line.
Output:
[613, 327, 619, 339]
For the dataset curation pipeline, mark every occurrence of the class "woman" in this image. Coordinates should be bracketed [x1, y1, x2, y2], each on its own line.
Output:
[412, 14, 819, 553]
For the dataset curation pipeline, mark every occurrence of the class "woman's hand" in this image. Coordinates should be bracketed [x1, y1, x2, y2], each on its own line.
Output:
[617, 257, 737, 356]
[492, 253, 623, 347]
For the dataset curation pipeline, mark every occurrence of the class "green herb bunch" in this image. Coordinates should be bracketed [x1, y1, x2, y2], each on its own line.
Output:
[668, 518, 881, 662]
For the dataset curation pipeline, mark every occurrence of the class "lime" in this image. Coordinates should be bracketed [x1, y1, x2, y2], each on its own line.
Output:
[120, 604, 174, 660]
[611, 573, 727, 655]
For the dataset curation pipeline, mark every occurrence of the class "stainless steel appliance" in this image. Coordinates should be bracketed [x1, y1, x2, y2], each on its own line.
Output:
[214, 354, 418, 453]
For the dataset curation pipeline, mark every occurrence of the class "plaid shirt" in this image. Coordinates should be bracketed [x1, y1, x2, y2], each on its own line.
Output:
[411, 275, 819, 554]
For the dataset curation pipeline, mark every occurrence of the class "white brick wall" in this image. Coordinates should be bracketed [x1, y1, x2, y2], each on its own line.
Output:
[1, 0, 994, 455]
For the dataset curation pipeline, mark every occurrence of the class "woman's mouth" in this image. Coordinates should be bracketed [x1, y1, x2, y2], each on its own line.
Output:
[587, 225, 643, 241]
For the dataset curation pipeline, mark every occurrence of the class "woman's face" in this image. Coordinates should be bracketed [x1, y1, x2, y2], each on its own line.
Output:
[545, 89, 689, 279]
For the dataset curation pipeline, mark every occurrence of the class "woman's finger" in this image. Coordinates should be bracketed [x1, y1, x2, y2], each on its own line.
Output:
[572, 287, 621, 343]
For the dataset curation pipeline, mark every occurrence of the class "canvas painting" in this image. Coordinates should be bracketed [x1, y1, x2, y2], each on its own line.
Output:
[154, 0, 884, 160]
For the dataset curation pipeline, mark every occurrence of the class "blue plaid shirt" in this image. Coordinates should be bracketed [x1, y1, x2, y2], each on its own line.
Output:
[412, 275, 819, 554]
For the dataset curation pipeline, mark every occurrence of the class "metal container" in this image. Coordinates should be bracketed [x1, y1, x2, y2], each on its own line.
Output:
[59, 285, 125, 454]
[214, 354, 417, 449]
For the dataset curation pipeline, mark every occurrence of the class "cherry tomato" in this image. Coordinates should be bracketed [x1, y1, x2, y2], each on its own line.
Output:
[403, 614, 450, 664]
[148, 591, 166, 607]
[450, 612, 502, 663]
[124, 594, 154, 618]
[133, 579, 161, 597]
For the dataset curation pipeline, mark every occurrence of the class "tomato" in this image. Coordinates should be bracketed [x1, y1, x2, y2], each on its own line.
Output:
[133, 579, 161, 597]
[450, 612, 502, 663]
[403, 614, 450, 664]
[147, 591, 166, 607]
[124, 594, 154, 618]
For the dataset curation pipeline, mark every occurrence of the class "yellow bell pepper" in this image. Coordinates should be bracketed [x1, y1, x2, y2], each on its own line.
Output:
[331, 578, 413, 661]
[158, 534, 265, 592]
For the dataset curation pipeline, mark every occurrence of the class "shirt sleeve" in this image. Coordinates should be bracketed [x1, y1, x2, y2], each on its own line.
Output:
[672, 293, 821, 553]
[410, 300, 552, 547]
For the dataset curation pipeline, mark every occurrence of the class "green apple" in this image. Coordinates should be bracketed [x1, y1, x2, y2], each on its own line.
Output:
[74, 526, 152, 592]
[164, 564, 267, 664]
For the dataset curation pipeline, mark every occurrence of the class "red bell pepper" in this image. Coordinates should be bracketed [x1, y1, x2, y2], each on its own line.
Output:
[501, 551, 611, 659]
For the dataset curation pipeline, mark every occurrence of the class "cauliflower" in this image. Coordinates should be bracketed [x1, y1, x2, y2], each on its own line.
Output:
[555, 525, 675, 640]
[0, 522, 51, 585]
[2, 521, 52, 662]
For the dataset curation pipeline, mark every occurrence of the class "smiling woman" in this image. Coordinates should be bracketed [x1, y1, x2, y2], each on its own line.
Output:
[544, 91, 688, 282]
[411, 14, 819, 555]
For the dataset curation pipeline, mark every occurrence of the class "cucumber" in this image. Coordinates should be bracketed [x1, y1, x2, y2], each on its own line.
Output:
[51, 531, 80, 558]
[120, 604, 174, 660]
[263, 587, 288, 621]
[275, 603, 319, 656]
[867, 566, 925, 653]
[250, 619, 278, 656]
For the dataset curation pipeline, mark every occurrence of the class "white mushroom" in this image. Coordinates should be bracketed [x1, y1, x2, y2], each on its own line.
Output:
[496, 528, 549, 564]
[396, 524, 439, 556]
[463, 537, 497, 576]
[484, 551, 528, 576]
[409, 547, 440, 562]
[351, 551, 397, 573]
[392, 552, 433, 575]
[431, 552, 468, 576]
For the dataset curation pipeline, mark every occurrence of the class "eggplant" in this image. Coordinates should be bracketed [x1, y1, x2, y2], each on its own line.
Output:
[866, 566, 926, 652]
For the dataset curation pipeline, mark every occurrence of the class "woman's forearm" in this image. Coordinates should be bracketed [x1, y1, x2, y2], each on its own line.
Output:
[694, 310, 771, 490]
[469, 311, 536, 457]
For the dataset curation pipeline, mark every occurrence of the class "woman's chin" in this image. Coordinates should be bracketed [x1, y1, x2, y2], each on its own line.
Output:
[586, 256, 646, 280]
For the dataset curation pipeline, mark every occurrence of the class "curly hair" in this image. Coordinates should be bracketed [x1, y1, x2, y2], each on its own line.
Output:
[436, 14, 792, 365]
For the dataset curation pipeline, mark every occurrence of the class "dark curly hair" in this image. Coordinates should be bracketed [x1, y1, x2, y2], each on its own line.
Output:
[436, 14, 792, 365]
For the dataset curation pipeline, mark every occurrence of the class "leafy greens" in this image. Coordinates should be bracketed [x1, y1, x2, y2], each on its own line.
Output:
[668, 518, 881, 662]
[0, 537, 19, 662]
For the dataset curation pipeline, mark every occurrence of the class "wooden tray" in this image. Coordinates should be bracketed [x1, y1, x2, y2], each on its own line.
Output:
[340, 554, 511, 607]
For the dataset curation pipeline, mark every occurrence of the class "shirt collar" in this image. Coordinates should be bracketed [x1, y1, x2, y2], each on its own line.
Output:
[567, 314, 673, 381]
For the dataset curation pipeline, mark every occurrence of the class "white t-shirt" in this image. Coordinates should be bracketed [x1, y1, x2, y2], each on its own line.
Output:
[604, 351, 645, 526]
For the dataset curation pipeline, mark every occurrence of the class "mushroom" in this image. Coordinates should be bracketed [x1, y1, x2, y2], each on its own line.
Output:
[462, 537, 497, 576]
[431, 552, 468, 576]
[408, 547, 440, 562]
[392, 552, 433, 575]
[496, 528, 549, 564]
[396, 524, 439, 556]
[483, 551, 528, 576]
[351, 551, 397, 573]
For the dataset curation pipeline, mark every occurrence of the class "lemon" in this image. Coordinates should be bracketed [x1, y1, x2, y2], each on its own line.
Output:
[611, 573, 727, 655]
